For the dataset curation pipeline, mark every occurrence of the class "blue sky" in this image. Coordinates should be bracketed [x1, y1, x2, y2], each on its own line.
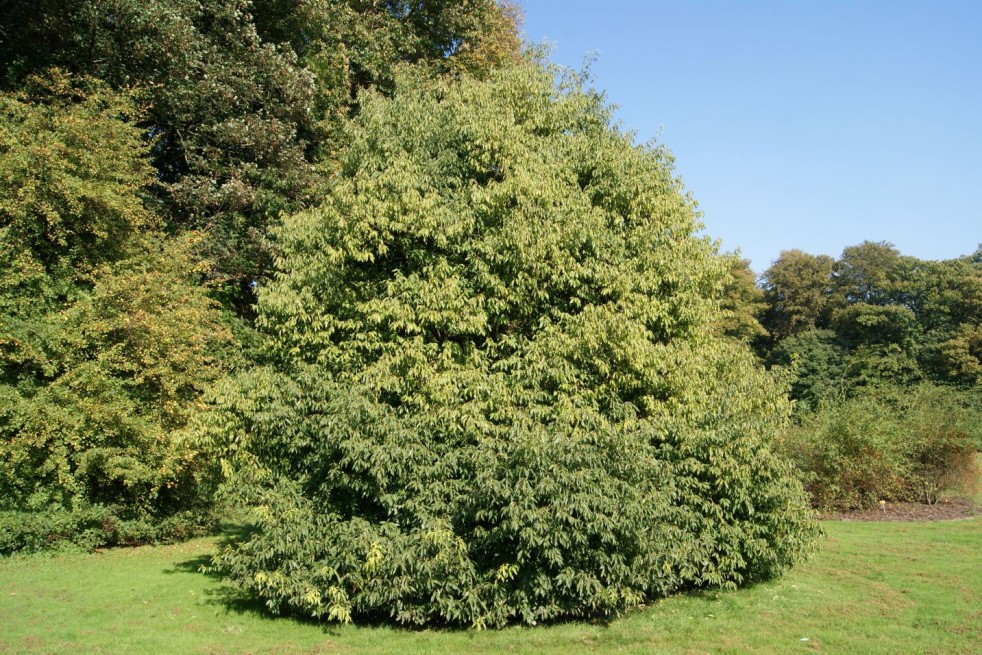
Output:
[520, 1, 982, 272]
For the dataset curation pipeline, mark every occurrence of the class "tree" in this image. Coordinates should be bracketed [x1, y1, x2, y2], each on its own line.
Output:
[758, 242, 982, 402]
[901, 255, 982, 383]
[717, 256, 768, 344]
[0, 70, 155, 280]
[0, 72, 231, 551]
[760, 249, 837, 340]
[2, 1, 316, 295]
[832, 240, 904, 306]
[1, 0, 522, 312]
[200, 62, 818, 627]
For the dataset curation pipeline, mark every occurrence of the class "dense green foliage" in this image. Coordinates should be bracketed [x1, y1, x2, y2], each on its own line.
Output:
[0, 1, 521, 552]
[755, 242, 982, 509]
[1, 0, 521, 309]
[199, 63, 818, 627]
[0, 73, 231, 551]
[6, 1, 975, 634]
[779, 384, 980, 509]
[760, 241, 982, 403]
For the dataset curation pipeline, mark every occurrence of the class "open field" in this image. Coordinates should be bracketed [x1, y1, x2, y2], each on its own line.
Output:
[1, 518, 979, 655]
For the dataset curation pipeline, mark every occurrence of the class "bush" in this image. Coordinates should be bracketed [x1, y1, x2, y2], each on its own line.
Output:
[901, 384, 981, 504]
[0, 504, 218, 555]
[199, 62, 819, 627]
[779, 396, 908, 509]
[779, 383, 982, 509]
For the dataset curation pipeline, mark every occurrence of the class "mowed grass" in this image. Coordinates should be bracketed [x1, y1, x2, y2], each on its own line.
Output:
[1, 519, 979, 655]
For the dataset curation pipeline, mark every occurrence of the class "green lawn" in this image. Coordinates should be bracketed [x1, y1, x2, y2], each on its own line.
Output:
[1, 519, 979, 654]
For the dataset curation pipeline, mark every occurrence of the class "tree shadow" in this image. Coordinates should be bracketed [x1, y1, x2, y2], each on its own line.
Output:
[164, 522, 291, 623]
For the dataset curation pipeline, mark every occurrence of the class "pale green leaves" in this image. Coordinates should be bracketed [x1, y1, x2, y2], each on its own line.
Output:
[205, 60, 819, 626]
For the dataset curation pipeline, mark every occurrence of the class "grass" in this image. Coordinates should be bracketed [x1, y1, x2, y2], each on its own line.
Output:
[1, 519, 980, 654]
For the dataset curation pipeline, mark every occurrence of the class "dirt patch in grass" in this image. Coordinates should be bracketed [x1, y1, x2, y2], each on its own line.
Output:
[822, 496, 980, 522]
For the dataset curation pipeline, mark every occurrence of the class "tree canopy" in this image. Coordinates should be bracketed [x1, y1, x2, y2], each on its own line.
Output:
[759, 241, 982, 409]
[0, 0, 525, 553]
[1, 0, 521, 311]
[0, 73, 232, 550]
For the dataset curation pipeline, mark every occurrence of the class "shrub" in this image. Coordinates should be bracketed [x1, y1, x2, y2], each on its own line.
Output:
[0, 504, 219, 555]
[907, 429, 978, 504]
[779, 383, 982, 509]
[900, 384, 981, 504]
[779, 396, 908, 509]
[199, 62, 819, 627]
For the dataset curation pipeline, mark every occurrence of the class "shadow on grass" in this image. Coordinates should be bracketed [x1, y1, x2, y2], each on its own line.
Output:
[165, 522, 290, 623]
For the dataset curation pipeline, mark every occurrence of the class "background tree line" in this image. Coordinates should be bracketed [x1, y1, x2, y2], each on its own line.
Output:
[723, 242, 982, 509]
[758, 241, 981, 400]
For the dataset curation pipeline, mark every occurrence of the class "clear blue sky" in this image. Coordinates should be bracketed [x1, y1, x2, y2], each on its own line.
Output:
[520, 1, 982, 272]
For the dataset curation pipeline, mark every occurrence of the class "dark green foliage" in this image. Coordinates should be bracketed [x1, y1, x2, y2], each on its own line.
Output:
[3, 0, 320, 304]
[200, 63, 818, 627]
[760, 250, 837, 340]
[1, 0, 521, 309]
[760, 242, 982, 404]
[0, 505, 214, 556]
[765, 330, 848, 412]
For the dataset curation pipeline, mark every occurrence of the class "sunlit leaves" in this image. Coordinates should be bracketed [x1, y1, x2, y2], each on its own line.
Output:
[203, 62, 818, 626]
[1, 0, 523, 309]
[0, 77, 231, 550]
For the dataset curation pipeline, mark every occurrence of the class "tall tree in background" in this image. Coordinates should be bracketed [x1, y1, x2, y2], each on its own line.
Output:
[760, 249, 837, 340]
[758, 241, 982, 409]
[905, 255, 982, 384]
[832, 240, 904, 306]
[0, 0, 522, 312]
[0, 72, 232, 550]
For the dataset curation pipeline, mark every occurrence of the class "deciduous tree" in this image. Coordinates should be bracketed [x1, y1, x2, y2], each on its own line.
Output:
[760, 249, 837, 339]
[1, 0, 522, 312]
[200, 62, 818, 627]
[0, 73, 231, 551]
